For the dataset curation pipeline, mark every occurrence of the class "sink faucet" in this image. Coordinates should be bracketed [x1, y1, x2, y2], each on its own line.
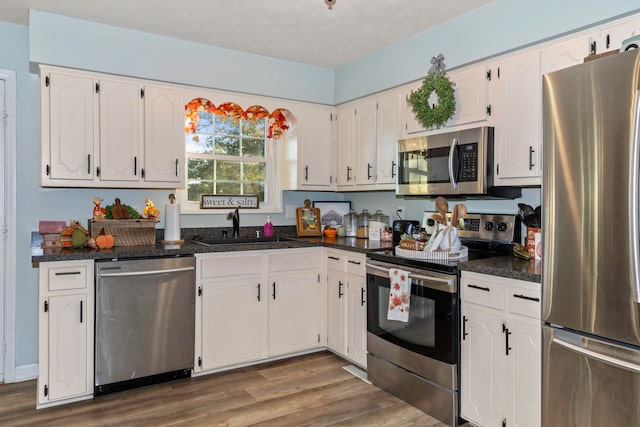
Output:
[227, 207, 240, 238]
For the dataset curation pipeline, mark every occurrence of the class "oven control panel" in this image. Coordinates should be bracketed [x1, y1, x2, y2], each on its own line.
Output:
[446, 212, 519, 243]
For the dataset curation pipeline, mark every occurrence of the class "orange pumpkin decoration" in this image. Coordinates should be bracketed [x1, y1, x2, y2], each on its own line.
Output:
[96, 228, 115, 249]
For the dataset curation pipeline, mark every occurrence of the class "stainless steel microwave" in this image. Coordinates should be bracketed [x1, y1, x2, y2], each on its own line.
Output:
[396, 126, 521, 198]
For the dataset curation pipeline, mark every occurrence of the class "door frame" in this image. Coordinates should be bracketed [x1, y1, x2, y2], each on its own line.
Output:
[0, 70, 17, 383]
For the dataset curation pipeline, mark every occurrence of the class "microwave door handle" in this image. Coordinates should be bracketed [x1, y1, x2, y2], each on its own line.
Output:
[448, 137, 459, 189]
[630, 90, 640, 303]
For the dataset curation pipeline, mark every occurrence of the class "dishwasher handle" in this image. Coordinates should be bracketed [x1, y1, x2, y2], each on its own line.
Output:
[98, 266, 194, 278]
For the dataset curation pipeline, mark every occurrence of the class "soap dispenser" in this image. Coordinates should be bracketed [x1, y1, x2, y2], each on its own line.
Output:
[264, 216, 274, 237]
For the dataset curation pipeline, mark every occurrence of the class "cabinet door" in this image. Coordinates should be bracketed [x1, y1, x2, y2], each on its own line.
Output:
[98, 79, 143, 182]
[143, 85, 184, 185]
[460, 304, 505, 427]
[376, 90, 402, 186]
[326, 268, 347, 355]
[346, 273, 367, 368]
[402, 80, 426, 136]
[447, 66, 490, 127]
[297, 106, 335, 188]
[540, 36, 588, 75]
[354, 99, 377, 186]
[268, 270, 322, 356]
[44, 71, 96, 182]
[199, 277, 266, 371]
[336, 105, 356, 188]
[493, 51, 542, 185]
[45, 293, 89, 401]
[506, 316, 541, 427]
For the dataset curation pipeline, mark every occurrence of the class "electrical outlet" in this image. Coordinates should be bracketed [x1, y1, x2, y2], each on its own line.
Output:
[286, 205, 297, 219]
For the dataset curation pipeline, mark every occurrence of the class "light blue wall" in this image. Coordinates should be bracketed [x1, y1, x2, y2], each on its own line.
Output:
[3, 2, 638, 370]
[29, 10, 335, 105]
[335, 0, 640, 103]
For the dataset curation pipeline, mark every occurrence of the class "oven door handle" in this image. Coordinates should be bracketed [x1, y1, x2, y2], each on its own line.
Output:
[366, 262, 453, 286]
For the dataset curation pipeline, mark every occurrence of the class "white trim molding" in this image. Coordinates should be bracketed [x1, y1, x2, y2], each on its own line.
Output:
[0, 70, 17, 383]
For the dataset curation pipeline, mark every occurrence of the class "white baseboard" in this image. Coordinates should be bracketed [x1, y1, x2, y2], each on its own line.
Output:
[14, 363, 38, 382]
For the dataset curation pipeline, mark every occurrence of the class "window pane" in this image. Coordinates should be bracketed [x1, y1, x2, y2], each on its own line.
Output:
[243, 119, 265, 138]
[216, 160, 241, 180]
[188, 158, 213, 180]
[243, 138, 265, 157]
[216, 182, 241, 195]
[216, 115, 240, 135]
[243, 162, 266, 181]
[243, 182, 265, 201]
[186, 133, 212, 154]
[215, 135, 240, 156]
[196, 112, 214, 133]
[187, 181, 213, 202]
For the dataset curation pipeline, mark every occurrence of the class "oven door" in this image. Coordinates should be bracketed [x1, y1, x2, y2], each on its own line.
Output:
[366, 260, 459, 365]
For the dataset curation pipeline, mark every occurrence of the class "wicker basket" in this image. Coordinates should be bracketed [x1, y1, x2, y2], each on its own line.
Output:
[89, 219, 156, 246]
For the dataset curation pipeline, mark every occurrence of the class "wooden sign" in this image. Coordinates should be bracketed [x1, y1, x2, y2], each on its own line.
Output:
[200, 195, 260, 209]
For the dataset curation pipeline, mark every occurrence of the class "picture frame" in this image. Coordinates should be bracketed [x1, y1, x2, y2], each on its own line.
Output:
[296, 207, 322, 236]
[312, 201, 352, 228]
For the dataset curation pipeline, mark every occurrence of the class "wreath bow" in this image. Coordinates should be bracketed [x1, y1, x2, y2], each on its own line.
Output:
[429, 54, 446, 77]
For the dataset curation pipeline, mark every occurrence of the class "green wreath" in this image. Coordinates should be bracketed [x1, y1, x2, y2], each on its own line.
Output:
[408, 73, 456, 129]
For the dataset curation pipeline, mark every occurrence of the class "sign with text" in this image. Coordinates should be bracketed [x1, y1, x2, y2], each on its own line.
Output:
[200, 195, 260, 209]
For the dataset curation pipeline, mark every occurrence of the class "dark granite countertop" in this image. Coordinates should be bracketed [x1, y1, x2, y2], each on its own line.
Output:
[31, 235, 395, 264]
[458, 255, 541, 283]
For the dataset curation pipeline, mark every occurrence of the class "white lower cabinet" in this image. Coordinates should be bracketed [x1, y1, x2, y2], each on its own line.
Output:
[195, 248, 324, 373]
[326, 249, 367, 368]
[460, 271, 541, 427]
[37, 260, 94, 409]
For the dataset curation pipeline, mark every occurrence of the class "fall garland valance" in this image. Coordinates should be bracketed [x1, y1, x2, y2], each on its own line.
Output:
[185, 98, 290, 139]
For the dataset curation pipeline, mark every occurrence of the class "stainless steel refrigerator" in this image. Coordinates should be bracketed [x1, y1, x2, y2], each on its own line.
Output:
[542, 49, 640, 426]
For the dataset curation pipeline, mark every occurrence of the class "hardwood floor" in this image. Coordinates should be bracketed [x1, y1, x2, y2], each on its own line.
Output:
[0, 352, 448, 426]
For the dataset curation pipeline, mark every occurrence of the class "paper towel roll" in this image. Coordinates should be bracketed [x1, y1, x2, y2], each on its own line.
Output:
[164, 203, 181, 241]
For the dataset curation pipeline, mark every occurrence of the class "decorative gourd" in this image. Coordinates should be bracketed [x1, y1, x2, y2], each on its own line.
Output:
[96, 228, 115, 249]
[60, 220, 89, 248]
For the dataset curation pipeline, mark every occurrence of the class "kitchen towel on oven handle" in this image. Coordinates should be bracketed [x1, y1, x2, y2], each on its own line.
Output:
[387, 268, 410, 322]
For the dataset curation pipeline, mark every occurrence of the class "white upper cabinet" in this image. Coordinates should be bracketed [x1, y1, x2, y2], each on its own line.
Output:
[336, 89, 402, 191]
[42, 69, 97, 183]
[491, 50, 542, 186]
[142, 84, 184, 185]
[375, 90, 402, 188]
[41, 66, 185, 188]
[98, 79, 143, 182]
[540, 36, 589, 75]
[401, 66, 490, 138]
[294, 105, 336, 189]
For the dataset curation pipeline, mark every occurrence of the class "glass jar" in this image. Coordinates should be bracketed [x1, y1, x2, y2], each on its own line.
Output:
[371, 209, 390, 227]
[343, 209, 358, 237]
[356, 209, 372, 239]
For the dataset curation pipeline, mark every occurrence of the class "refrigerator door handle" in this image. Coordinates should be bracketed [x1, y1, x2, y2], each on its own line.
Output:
[630, 90, 640, 303]
[553, 336, 640, 373]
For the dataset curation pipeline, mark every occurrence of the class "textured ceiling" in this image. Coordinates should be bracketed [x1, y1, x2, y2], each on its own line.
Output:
[0, 0, 495, 68]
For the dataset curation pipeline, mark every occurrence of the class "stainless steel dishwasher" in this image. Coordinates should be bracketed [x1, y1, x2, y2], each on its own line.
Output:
[95, 256, 195, 395]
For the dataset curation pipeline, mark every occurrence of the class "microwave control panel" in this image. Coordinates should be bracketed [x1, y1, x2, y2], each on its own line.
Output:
[460, 143, 478, 182]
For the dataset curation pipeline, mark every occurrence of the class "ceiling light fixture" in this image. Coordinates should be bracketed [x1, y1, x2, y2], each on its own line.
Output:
[325, 0, 336, 9]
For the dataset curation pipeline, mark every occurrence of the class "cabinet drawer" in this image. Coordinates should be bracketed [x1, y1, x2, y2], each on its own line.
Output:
[268, 250, 320, 272]
[507, 285, 541, 319]
[461, 277, 504, 310]
[47, 260, 92, 291]
[346, 256, 366, 276]
[199, 254, 263, 279]
[326, 251, 346, 271]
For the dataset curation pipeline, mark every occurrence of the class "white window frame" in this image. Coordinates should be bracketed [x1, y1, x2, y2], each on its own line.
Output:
[177, 90, 284, 214]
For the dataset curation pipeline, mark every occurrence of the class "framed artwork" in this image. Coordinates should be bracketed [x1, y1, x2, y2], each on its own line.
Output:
[312, 201, 352, 228]
[296, 206, 322, 236]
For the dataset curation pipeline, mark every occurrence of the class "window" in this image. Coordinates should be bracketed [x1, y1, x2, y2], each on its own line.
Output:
[183, 98, 289, 212]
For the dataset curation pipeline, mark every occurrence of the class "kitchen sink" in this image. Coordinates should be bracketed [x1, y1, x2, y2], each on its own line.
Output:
[190, 236, 297, 247]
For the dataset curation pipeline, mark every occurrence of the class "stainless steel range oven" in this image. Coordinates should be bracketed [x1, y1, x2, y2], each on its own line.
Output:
[365, 212, 519, 427]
